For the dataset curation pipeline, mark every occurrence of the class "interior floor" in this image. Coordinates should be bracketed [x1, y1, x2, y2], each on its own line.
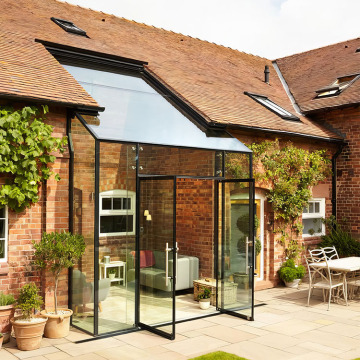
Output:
[72, 283, 218, 334]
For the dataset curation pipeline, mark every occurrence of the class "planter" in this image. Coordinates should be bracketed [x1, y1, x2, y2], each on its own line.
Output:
[108, 273, 115, 280]
[40, 309, 73, 338]
[0, 304, 15, 343]
[199, 299, 210, 310]
[284, 278, 301, 289]
[11, 315, 47, 351]
[233, 273, 249, 290]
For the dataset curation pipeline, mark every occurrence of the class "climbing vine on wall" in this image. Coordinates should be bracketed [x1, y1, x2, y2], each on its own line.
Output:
[227, 139, 331, 259]
[0, 105, 67, 212]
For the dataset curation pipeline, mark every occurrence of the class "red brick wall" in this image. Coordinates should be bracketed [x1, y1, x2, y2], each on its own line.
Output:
[0, 105, 69, 308]
[229, 129, 335, 288]
[312, 106, 360, 237]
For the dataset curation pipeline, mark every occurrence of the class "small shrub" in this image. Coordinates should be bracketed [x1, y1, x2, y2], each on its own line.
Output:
[278, 259, 306, 283]
[16, 283, 43, 320]
[197, 287, 211, 300]
[319, 217, 360, 257]
[0, 292, 15, 306]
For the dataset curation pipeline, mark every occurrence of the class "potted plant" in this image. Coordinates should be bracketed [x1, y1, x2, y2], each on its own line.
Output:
[108, 268, 116, 280]
[197, 287, 212, 310]
[11, 283, 47, 351]
[33, 231, 85, 338]
[278, 259, 306, 288]
[0, 292, 15, 343]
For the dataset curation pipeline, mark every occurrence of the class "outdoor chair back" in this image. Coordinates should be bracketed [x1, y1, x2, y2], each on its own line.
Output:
[322, 246, 339, 261]
[305, 250, 347, 310]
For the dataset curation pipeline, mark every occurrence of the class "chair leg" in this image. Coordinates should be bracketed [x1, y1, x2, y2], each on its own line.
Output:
[98, 302, 103, 312]
[327, 288, 331, 311]
[307, 285, 311, 307]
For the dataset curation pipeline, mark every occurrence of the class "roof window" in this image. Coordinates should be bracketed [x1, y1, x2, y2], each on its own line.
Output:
[315, 74, 359, 98]
[244, 92, 299, 121]
[51, 17, 87, 37]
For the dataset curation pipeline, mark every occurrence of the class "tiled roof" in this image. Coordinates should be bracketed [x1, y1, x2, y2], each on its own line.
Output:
[0, 31, 100, 110]
[0, 0, 341, 140]
[276, 38, 360, 114]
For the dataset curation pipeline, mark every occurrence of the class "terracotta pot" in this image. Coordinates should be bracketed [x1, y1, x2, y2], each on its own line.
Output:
[11, 315, 47, 351]
[199, 299, 210, 310]
[41, 309, 73, 338]
[0, 304, 15, 343]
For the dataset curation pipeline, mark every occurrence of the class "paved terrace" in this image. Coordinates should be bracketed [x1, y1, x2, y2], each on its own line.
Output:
[3, 285, 360, 360]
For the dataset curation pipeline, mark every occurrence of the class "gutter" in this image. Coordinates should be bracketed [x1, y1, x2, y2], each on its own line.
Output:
[332, 143, 345, 218]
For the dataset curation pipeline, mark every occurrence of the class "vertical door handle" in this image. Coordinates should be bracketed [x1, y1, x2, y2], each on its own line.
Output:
[165, 242, 171, 286]
[245, 237, 251, 275]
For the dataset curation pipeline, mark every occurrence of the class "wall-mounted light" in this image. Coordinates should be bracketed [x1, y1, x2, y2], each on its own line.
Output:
[144, 210, 152, 221]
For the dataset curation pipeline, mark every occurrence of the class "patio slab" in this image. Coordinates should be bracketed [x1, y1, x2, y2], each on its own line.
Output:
[2, 284, 360, 359]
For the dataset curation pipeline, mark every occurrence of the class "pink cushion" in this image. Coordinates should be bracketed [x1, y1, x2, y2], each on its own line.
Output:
[130, 250, 155, 268]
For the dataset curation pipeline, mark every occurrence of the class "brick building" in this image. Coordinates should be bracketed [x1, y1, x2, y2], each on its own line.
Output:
[0, 0, 357, 338]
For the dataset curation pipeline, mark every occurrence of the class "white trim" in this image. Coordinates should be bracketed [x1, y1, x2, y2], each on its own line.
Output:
[0, 206, 8, 262]
[302, 198, 325, 238]
[99, 190, 135, 237]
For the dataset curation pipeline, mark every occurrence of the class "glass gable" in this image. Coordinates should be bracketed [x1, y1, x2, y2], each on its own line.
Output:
[64, 65, 250, 152]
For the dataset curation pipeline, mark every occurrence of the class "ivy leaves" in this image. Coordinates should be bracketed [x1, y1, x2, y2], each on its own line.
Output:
[0, 105, 67, 212]
[251, 139, 331, 227]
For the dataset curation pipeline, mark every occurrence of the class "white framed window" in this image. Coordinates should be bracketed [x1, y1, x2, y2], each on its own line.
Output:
[0, 206, 8, 262]
[99, 190, 135, 236]
[302, 198, 325, 237]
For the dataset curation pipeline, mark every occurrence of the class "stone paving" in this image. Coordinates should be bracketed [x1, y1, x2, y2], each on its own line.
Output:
[3, 285, 360, 360]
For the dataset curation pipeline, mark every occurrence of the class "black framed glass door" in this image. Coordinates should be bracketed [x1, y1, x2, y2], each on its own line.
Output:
[137, 176, 176, 339]
[216, 179, 255, 320]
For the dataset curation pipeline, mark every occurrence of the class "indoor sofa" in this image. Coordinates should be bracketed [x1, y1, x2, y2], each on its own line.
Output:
[127, 250, 199, 291]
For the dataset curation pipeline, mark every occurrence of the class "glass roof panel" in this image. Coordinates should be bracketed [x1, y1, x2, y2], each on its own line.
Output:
[64, 65, 250, 153]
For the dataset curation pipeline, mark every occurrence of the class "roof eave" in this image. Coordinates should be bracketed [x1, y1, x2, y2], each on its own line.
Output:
[0, 93, 105, 113]
[227, 123, 344, 144]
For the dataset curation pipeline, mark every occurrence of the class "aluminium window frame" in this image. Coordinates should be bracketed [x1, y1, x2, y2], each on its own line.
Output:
[99, 189, 136, 237]
[302, 198, 325, 238]
[0, 206, 8, 263]
[244, 91, 300, 121]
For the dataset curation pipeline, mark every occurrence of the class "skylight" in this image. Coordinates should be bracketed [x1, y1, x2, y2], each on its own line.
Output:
[315, 74, 359, 98]
[51, 17, 87, 37]
[244, 92, 299, 121]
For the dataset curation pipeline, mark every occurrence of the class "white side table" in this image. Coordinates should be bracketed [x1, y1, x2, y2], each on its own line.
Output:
[99, 261, 126, 285]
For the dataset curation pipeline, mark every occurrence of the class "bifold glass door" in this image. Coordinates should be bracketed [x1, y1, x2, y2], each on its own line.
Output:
[137, 176, 176, 339]
[217, 179, 255, 320]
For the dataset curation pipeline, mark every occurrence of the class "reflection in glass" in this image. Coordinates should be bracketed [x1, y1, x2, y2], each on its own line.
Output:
[71, 116, 95, 334]
[218, 182, 253, 318]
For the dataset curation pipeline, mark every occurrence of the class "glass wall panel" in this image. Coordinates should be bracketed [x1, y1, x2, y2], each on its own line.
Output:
[98, 142, 136, 334]
[218, 181, 253, 318]
[225, 152, 250, 179]
[71, 116, 96, 334]
[64, 64, 250, 153]
[139, 145, 219, 177]
[139, 178, 175, 336]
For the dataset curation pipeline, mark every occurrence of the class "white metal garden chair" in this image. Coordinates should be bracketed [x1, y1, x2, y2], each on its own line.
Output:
[305, 250, 347, 310]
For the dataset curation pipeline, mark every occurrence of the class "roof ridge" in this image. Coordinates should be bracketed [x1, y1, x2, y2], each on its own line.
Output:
[57, 0, 269, 61]
[276, 35, 360, 61]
